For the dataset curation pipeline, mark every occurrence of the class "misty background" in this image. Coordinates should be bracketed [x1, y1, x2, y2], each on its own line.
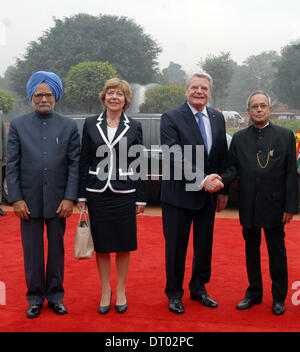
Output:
[1, 0, 300, 121]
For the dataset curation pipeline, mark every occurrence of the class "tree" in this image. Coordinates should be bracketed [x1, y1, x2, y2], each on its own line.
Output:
[272, 43, 300, 109]
[223, 64, 257, 111]
[64, 61, 117, 113]
[0, 89, 15, 114]
[199, 52, 234, 109]
[0, 66, 32, 120]
[10, 14, 162, 99]
[139, 85, 185, 113]
[159, 62, 186, 86]
[222, 51, 280, 111]
[244, 51, 280, 93]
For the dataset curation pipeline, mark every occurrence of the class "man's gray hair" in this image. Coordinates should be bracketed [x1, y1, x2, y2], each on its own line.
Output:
[247, 90, 272, 108]
[186, 72, 213, 90]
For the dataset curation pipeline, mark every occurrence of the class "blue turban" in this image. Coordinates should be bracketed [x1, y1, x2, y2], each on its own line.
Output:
[26, 71, 63, 102]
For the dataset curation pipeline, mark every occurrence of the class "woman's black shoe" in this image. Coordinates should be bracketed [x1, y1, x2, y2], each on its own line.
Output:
[115, 293, 128, 313]
[99, 291, 112, 314]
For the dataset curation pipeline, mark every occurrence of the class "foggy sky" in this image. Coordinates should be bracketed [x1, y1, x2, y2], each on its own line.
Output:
[1, 0, 300, 77]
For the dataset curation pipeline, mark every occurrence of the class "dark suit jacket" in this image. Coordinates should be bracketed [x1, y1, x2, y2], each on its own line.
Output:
[222, 123, 298, 228]
[0, 111, 6, 159]
[160, 101, 228, 210]
[6, 111, 81, 218]
[78, 112, 147, 203]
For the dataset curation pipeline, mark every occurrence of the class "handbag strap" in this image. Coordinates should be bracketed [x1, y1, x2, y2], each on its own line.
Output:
[78, 208, 89, 226]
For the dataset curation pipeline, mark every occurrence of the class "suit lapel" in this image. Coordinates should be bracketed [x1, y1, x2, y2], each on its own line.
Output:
[207, 107, 217, 146]
[182, 103, 220, 157]
[111, 112, 130, 148]
[181, 102, 205, 146]
[95, 111, 130, 148]
[96, 112, 110, 147]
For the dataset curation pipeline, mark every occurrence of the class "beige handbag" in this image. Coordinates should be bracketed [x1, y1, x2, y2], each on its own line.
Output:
[74, 209, 94, 260]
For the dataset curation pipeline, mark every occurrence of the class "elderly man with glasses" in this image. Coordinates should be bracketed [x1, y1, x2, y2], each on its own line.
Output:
[221, 91, 298, 315]
[6, 71, 80, 318]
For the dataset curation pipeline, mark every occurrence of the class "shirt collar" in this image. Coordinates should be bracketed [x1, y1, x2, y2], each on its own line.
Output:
[261, 122, 270, 128]
[187, 101, 209, 118]
[253, 122, 270, 130]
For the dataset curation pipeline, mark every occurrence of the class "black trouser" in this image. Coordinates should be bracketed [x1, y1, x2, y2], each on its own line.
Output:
[242, 226, 288, 303]
[20, 217, 66, 305]
[162, 201, 215, 299]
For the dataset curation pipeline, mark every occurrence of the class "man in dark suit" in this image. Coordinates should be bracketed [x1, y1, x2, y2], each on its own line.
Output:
[6, 71, 80, 318]
[221, 91, 298, 315]
[160, 73, 228, 314]
[0, 110, 6, 216]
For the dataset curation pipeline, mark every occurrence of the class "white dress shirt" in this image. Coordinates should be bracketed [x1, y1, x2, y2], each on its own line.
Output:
[187, 102, 213, 154]
[107, 126, 118, 143]
[186, 102, 214, 188]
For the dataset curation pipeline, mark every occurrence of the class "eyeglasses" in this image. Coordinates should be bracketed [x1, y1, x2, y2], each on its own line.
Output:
[33, 93, 54, 99]
[249, 103, 269, 110]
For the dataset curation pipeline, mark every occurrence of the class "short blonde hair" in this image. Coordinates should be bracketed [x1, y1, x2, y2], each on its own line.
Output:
[99, 78, 132, 111]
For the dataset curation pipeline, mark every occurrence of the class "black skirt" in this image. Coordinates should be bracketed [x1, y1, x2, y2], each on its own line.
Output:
[86, 189, 137, 253]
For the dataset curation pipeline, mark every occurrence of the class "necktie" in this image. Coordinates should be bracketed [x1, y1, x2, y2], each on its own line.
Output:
[196, 112, 208, 151]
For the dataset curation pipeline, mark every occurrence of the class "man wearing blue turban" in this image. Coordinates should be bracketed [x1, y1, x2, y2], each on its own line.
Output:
[26, 71, 63, 102]
[6, 71, 81, 318]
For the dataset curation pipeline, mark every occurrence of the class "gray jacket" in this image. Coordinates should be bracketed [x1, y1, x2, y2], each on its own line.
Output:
[6, 111, 80, 218]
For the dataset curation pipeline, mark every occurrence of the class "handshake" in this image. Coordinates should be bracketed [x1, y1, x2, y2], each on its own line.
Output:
[202, 174, 224, 193]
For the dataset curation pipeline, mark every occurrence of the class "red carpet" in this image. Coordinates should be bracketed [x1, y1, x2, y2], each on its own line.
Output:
[1, 212, 300, 332]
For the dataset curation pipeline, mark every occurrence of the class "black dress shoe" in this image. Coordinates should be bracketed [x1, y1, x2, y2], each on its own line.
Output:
[0, 208, 6, 216]
[236, 297, 262, 310]
[48, 302, 68, 315]
[26, 304, 42, 318]
[99, 291, 112, 314]
[99, 303, 111, 314]
[169, 298, 184, 314]
[115, 293, 128, 313]
[272, 302, 285, 315]
[190, 293, 218, 308]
